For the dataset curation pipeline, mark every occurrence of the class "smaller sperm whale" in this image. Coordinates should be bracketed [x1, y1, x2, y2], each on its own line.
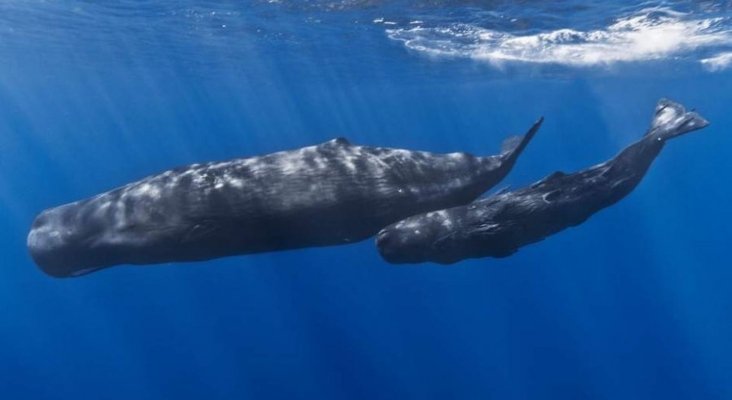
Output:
[28, 118, 542, 277]
[377, 99, 709, 264]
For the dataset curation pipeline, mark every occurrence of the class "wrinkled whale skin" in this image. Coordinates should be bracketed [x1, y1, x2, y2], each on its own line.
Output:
[377, 99, 709, 264]
[28, 119, 542, 277]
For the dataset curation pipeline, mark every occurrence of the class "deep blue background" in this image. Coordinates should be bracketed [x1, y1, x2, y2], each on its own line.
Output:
[1, 2, 731, 399]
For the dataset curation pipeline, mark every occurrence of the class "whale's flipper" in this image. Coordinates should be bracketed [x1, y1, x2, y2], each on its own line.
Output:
[649, 99, 709, 141]
[500, 117, 544, 161]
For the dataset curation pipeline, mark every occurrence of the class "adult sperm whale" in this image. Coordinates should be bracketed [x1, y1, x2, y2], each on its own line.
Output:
[377, 99, 709, 264]
[28, 119, 543, 277]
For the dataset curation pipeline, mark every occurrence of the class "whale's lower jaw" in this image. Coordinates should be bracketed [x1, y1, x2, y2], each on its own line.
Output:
[27, 239, 111, 278]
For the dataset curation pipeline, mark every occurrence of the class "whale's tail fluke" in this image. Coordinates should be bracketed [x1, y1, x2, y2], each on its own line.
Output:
[500, 117, 544, 161]
[649, 99, 709, 142]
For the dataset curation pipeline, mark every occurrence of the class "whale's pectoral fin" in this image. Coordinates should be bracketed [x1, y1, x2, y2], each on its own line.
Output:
[500, 117, 544, 160]
[649, 99, 710, 141]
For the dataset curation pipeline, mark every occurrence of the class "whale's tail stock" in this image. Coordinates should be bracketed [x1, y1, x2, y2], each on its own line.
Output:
[649, 99, 710, 142]
[499, 117, 544, 162]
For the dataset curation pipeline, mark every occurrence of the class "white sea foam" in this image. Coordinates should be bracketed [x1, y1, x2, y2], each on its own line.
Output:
[386, 8, 732, 68]
[700, 51, 732, 71]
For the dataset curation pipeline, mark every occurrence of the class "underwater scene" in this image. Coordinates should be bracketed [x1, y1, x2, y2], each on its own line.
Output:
[2, 1, 732, 399]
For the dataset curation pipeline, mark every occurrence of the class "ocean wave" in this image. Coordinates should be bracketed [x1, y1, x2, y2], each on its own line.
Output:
[700, 51, 732, 70]
[385, 8, 732, 68]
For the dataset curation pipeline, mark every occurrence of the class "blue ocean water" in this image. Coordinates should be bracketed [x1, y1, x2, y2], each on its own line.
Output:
[2, 1, 732, 398]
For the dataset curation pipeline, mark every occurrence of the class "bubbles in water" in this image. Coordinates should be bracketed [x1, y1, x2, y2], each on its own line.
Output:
[700, 51, 732, 70]
[385, 7, 732, 69]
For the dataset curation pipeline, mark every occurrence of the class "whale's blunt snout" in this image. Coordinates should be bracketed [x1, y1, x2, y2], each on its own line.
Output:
[376, 226, 429, 265]
[376, 229, 399, 262]
[27, 207, 105, 278]
[28, 210, 73, 277]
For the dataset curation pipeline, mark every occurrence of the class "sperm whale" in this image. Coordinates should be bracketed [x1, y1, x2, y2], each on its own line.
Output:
[376, 99, 709, 264]
[28, 119, 542, 277]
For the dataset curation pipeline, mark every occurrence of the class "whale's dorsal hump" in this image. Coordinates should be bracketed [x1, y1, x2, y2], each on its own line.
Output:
[323, 137, 351, 147]
[531, 171, 566, 188]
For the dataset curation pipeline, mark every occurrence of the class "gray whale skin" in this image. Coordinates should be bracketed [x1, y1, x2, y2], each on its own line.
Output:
[28, 119, 542, 277]
[377, 99, 710, 264]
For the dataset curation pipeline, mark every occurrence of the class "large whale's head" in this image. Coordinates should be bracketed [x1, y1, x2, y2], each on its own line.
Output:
[27, 201, 115, 277]
[376, 212, 447, 264]
[25, 193, 165, 278]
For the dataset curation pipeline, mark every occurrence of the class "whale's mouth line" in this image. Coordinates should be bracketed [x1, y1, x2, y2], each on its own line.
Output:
[69, 266, 105, 277]
[27, 224, 116, 278]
